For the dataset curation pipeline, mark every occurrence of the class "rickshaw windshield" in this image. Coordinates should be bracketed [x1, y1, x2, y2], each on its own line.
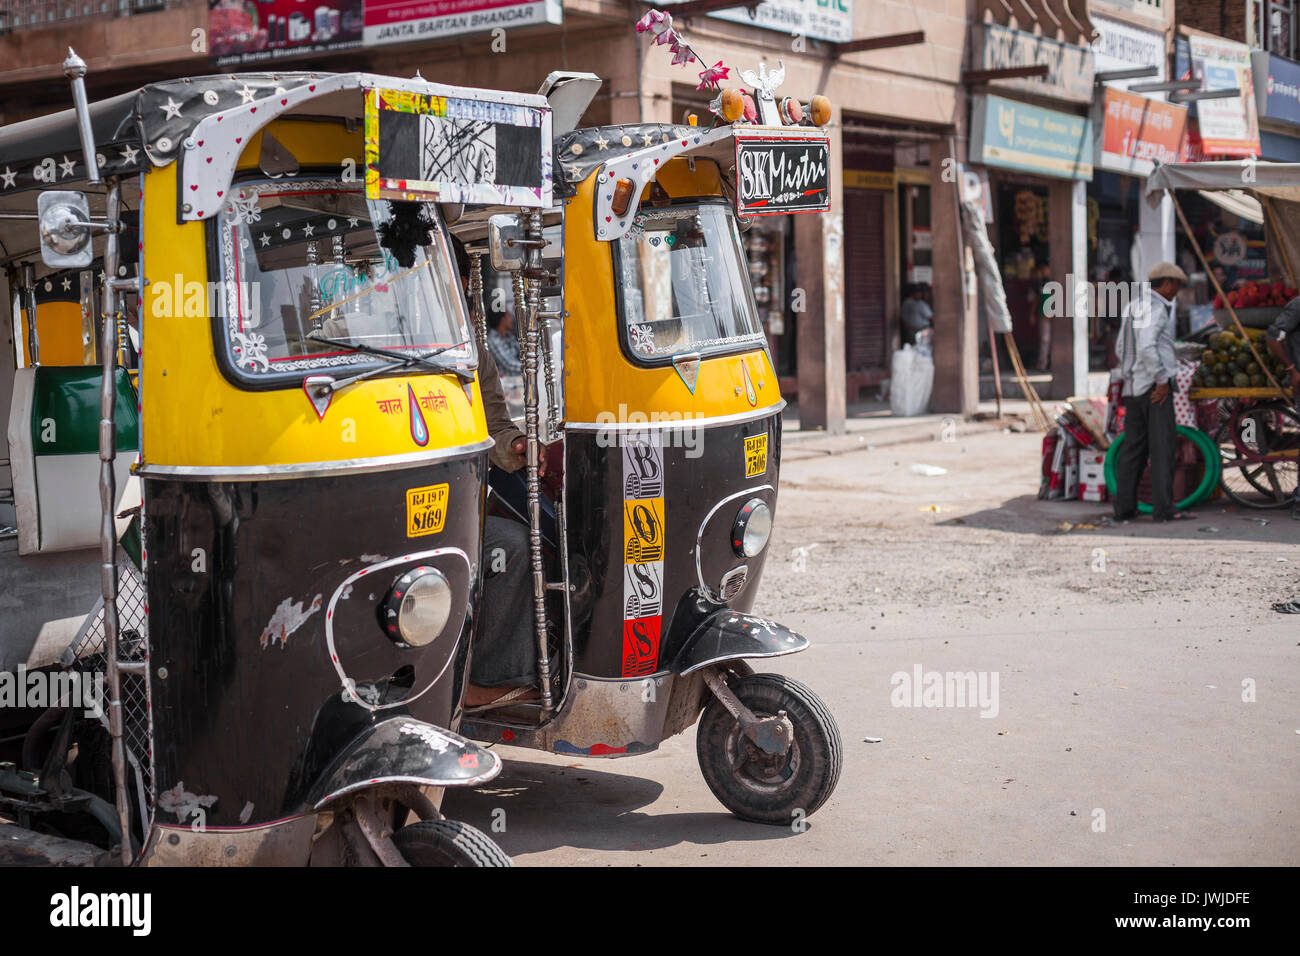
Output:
[615, 203, 766, 363]
[214, 180, 473, 383]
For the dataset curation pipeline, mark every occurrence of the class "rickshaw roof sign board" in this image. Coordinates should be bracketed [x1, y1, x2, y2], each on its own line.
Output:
[0, 71, 551, 222]
[364, 87, 552, 208]
[584, 124, 831, 242]
[734, 133, 831, 216]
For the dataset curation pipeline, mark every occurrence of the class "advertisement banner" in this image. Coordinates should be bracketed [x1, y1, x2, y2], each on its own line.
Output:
[364, 0, 561, 46]
[663, 0, 852, 44]
[978, 24, 1096, 104]
[1252, 50, 1300, 127]
[1185, 34, 1261, 156]
[210, 0, 363, 65]
[970, 94, 1093, 181]
[1097, 88, 1187, 176]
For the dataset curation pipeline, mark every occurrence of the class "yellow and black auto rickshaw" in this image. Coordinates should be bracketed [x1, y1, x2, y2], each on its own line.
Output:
[0, 54, 557, 865]
[457, 72, 843, 824]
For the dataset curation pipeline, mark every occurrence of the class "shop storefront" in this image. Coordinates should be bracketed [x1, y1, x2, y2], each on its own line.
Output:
[1088, 87, 1186, 362]
[968, 88, 1093, 397]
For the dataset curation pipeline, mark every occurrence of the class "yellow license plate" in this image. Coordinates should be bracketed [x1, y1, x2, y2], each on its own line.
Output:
[406, 483, 449, 537]
[745, 433, 768, 477]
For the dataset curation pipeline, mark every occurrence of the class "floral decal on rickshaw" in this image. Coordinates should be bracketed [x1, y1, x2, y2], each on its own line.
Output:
[231, 331, 270, 372]
[629, 324, 656, 355]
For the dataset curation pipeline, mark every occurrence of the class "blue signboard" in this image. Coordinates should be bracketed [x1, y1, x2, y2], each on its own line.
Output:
[1253, 51, 1300, 127]
[970, 94, 1093, 180]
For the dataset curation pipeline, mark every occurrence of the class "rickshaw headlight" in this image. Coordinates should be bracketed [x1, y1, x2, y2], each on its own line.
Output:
[380, 567, 452, 648]
[731, 499, 772, 558]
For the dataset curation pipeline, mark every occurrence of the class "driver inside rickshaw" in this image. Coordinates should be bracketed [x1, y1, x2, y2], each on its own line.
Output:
[445, 234, 545, 711]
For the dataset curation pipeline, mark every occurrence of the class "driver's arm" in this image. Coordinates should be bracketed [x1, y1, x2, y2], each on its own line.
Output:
[477, 346, 525, 472]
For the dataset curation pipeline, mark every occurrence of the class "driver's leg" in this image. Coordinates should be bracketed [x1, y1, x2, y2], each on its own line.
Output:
[467, 515, 538, 706]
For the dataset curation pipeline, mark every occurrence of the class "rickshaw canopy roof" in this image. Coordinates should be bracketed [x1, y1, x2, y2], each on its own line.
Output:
[0, 73, 331, 193]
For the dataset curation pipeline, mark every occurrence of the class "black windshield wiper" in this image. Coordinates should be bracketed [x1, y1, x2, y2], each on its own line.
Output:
[305, 335, 475, 396]
[307, 335, 475, 384]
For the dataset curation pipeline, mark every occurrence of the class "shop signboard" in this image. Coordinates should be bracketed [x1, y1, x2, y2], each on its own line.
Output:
[1091, 14, 1166, 96]
[1184, 34, 1261, 156]
[1252, 51, 1300, 127]
[734, 134, 831, 215]
[662, 0, 853, 44]
[209, 0, 364, 65]
[977, 24, 1096, 104]
[1096, 87, 1187, 176]
[970, 95, 1093, 181]
[365, 0, 562, 46]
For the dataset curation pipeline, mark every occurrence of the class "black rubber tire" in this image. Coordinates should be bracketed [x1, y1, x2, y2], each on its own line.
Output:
[390, 819, 512, 867]
[696, 673, 842, 825]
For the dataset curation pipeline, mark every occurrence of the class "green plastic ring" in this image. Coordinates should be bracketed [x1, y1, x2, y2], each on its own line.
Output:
[1103, 425, 1221, 514]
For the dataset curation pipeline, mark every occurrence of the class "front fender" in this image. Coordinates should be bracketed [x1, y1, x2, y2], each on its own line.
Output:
[672, 611, 809, 676]
[305, 717, 501, 810]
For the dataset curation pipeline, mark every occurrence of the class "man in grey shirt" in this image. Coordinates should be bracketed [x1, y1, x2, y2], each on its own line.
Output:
[1113, 262, 1189, 522]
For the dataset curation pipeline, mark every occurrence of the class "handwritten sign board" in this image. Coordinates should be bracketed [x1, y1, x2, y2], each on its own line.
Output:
[734, 134, 831, 217]
[364, 87, 552, 207]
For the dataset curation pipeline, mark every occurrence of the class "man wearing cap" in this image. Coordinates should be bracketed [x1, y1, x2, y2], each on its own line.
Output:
[1113, 262, 1192, 522]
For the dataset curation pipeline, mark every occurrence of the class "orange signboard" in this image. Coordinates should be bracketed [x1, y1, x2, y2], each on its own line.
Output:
[1099, 88, 1188, 176]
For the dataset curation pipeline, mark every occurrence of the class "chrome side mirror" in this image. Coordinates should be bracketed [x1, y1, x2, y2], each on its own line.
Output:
[488, 214, 525, 272]
[38, 191, 94, 268]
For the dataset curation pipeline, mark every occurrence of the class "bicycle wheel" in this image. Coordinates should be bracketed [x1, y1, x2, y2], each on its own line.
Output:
[1215, 403, 1300, 509]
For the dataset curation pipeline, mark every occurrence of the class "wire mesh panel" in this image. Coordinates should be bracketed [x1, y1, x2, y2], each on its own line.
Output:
[61, 556, 154, 830]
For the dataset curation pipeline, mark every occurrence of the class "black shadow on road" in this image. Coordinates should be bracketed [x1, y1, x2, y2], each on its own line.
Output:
[441, 756, 803, 857]
[946, 493, 1297, 544]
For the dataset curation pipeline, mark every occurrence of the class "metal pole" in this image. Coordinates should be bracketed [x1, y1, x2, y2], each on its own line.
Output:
[468, 251, 487, 351]
[21, 262, 38, 367]
[100, 179, 132, 866]
[520, 209, 553, 715]
[62, 48, 101, 186]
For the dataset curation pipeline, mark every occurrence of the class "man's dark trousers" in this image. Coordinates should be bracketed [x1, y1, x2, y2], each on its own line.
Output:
[1114, 387, 1176, 519]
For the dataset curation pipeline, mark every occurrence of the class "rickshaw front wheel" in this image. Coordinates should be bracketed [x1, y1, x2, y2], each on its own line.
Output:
[696, 673, 842, 826]
[391, 820, 512, 867]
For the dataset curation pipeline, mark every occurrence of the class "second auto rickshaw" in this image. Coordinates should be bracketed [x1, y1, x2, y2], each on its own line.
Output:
[457, 70, 844, 825]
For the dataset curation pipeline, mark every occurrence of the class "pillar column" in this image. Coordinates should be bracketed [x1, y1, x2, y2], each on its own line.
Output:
[794, 110, 845, 433]
[930, 138, 977, 415]
[1048, 178, 1089, 398]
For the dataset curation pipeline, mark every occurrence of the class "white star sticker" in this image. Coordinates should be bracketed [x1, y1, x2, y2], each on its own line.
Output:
[0, 167, 15, 188]
[59, 156, 77, 178]
[259, 233, 271, 247]
[595, 135, 609, 150]
[160, 97, 183, 120]
[237, 85, 257, 104]
[303, 223, 315, 236]
[61, 277, 72, 291]
[642, 133, 655, 146]
[119, 144, 139, 165]
[347, 217, 359, 228]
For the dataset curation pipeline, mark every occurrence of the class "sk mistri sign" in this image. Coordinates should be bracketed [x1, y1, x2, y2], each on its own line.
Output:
[364, 87, 552, 207]
[734, 133, 831, 216]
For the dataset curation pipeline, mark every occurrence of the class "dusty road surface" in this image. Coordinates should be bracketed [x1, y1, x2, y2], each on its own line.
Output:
[446, 425, 1300, 866]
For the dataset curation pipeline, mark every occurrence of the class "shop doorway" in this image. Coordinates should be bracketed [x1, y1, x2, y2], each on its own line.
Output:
[844, 188, 888, 381]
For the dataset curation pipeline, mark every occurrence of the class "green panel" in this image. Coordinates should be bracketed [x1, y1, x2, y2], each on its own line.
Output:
[31, 366, 140, 457]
